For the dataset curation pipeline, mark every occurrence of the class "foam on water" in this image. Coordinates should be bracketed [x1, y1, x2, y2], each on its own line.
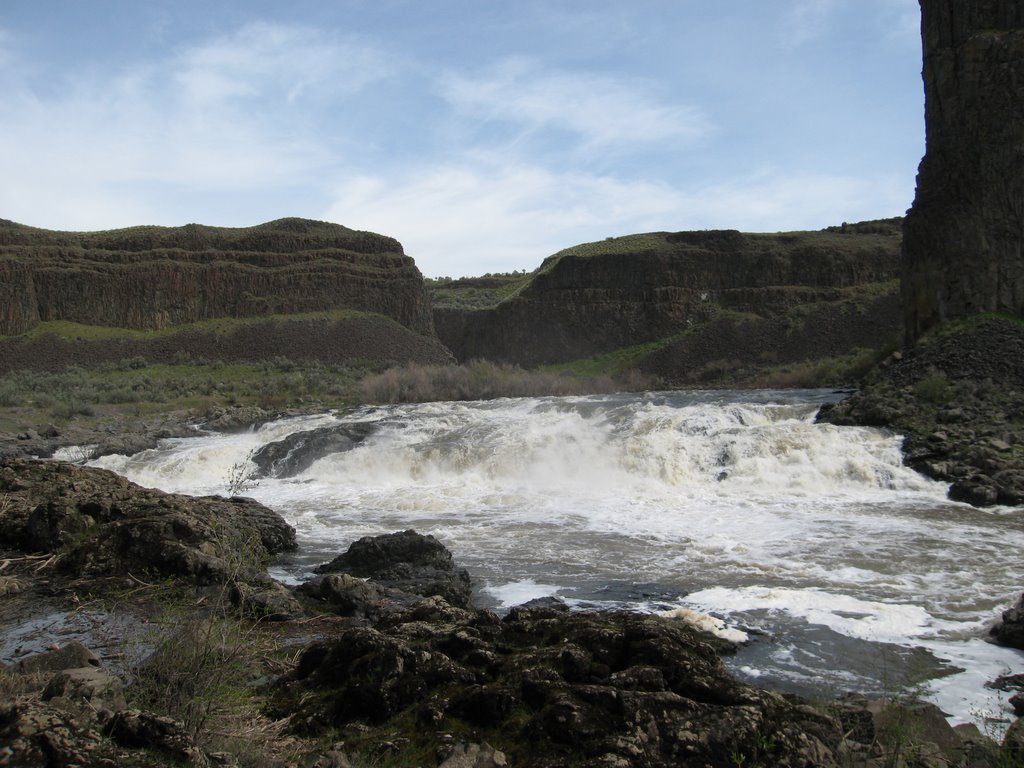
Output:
[84, 390, 1024, 728]
[682, 586, 951, 644]
[483, 579, 565, 610]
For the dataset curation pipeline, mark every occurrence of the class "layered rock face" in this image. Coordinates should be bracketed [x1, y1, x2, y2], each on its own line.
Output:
[902, 1, 1024, 340]
[0, 217, 434, 336]
[436, 223, 902, 367]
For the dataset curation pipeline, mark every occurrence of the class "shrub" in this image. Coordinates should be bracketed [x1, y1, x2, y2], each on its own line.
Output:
[913, 371, 954, 404]
[0, 383, 21, 407]
[50, 401, 96, 420]
[360, 360, 647, 404]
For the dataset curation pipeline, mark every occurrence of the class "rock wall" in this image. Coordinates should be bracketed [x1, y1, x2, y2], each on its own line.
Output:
[0, 260, 37, 336]
[436, 223, 902, 367]
[0, 218, 435, 336]
[902, 1, 1024, 340]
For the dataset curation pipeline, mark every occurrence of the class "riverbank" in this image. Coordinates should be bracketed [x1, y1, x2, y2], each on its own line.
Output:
[818, 316, 1024, 507]
[2, 458, 1020, 766]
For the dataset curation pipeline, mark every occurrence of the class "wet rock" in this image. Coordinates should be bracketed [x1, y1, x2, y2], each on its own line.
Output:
[317, 529, 473, 608]
[297, 573, 396, 619]
[0, 458, 296, 587]
[42, 666, 128, 715]
[251, 422, 377, 478]
[274, 604, 841, 767]
[990, 593, 1024, 649]
[1011, 693, 1024, 716]
[203, 405, 272, 432]
[92, 432, 168, 460]
[985, 672, 1024, 691]
[233, 577, 306, 621]
[319, 528, 455, 575]
[949, 477, 1001, 506]
[818, 318, 1024, 507]
[17, 640, 100, 674]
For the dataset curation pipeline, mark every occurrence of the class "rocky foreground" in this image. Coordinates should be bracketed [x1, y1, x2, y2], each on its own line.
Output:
[1, 458, 1023, 767]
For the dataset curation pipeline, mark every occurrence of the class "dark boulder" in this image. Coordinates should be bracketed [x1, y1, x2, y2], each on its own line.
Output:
[17, 640, 100, 674]
[833, 694, 977, 768]
[297, 573, 398, 620]
[316, 529, 473, 608]
[42, 666, 128, 715]
[232, 575, 306, 621]
[0, 458, 296, 586]
[251, 421, 377, 478]
[990, 593, 1024, 649]
[274, 602, 839, 767]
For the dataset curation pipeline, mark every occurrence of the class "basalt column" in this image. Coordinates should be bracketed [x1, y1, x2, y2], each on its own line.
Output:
[902, 1, 1024, 341]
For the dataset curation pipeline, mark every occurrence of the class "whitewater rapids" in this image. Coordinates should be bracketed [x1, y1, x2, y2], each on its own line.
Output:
[89, 389, 1024, 732]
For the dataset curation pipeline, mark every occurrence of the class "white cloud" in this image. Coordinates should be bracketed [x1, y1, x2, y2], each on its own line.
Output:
[324, 159, 682, 277]
[0, 22, 391, 228]
[674, 170, 911, 232]
[440, 57, 710, 149]
[174, 22, 392, 108]
[323, 159, 910, 278]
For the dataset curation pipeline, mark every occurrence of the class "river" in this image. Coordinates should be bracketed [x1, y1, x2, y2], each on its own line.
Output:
[87, 389, 1024, 733]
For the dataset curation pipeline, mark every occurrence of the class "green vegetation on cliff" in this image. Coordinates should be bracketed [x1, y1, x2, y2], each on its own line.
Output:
[0, 216, 402, 254]
[425, 271, 531, 309]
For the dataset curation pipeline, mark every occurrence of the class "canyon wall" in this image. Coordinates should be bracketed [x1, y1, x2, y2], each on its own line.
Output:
[435, 221, 903, 368]
[902, 0, 1024, 340]
[0, 218, 434, 337]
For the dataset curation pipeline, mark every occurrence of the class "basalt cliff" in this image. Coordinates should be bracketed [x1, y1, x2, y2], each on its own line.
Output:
[434, 220, 904, 383]
[0, 217, 432, 335]
[820, 1, 1024, 507]
[902, 0, 1024, 340]
[0, 217, 452, 371]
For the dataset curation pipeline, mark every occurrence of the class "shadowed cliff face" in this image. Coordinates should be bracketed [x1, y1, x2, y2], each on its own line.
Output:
[902, 1, 1024, 341]
[0, 217, 434, 336]
[435, 223, 902, 368]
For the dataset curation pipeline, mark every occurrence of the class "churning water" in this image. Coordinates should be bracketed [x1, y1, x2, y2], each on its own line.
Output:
[89, 389, 1024, 731]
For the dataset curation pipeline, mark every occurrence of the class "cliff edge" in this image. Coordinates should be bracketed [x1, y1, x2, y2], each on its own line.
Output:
[902, 1, 1024, 340]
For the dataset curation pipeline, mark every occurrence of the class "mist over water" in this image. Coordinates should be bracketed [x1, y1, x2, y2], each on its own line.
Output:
[90, 390, 1024, 730]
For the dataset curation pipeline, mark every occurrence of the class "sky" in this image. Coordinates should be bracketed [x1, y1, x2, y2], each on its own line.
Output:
[0, 1, 923, 278]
